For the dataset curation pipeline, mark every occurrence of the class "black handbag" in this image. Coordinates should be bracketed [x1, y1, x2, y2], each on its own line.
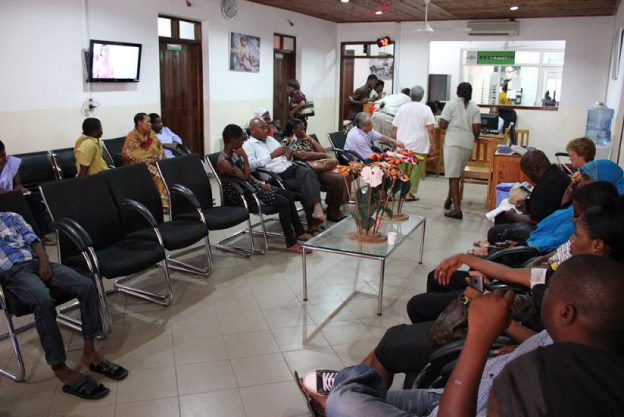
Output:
[298, 101, 315, 117]
[429, 296, 468, 345]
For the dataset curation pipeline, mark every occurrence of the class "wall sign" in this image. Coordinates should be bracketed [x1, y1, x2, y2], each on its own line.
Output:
[476, 51, 515, 65]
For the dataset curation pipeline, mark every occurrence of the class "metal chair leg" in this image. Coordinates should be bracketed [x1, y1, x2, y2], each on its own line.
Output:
[0, 289, 26, 382]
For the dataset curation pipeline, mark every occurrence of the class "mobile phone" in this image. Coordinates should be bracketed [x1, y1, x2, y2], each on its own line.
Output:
[469, 275, 484, 292]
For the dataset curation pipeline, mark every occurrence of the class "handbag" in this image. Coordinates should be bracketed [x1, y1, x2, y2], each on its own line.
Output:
[298, 101, 315, 117]
[429, 296, 468, 345]
[307, 158, 338, 174]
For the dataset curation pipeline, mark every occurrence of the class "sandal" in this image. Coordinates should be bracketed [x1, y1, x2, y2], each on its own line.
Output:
[287, 244, 311, 254]
[88, 358, 128, 380]
[473, 240, 490, 248]
[62, 375, 110, 400]
[444, 210, 463, 220]
[297, 233, 314, 242]
[467, 248, 488, 257]
[405, 193, 419, 202]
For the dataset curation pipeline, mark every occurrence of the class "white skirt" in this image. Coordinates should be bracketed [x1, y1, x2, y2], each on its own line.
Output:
[444, 146, 473, 178]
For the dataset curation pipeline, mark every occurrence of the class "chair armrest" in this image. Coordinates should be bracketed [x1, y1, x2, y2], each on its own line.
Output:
[120, 199, 158, 227]
[170, 184, 201, 209]
[335, 149, 363, 163]
[485, 280, 529, 293]
[255, 168, 285, 189]
[56, 217, 93, 247]
[53, 218, 90, 251]
[485, 245, 540, 267]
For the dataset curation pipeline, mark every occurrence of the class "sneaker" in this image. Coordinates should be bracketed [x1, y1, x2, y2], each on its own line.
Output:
[302, 369, 338, 396]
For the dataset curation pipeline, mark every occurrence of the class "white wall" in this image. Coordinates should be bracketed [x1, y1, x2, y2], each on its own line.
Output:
[0, 0, 338, 154]
[606, 1, 624, 165]
[338, 17, 615, 160]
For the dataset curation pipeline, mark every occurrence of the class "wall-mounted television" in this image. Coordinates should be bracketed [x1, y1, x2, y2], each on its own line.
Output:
[89, 40, 142, 82]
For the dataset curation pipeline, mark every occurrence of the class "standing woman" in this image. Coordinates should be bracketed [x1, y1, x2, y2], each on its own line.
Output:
[439, 82, 481, 219]
[121, 113, 167, 208]
[286, 79, 308, 128]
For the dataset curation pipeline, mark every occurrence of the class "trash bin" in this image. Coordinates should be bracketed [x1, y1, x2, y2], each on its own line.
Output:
[495, 183, 515, 208]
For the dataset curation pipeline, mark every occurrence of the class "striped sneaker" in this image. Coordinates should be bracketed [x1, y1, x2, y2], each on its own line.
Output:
[302, 369, 339, 396]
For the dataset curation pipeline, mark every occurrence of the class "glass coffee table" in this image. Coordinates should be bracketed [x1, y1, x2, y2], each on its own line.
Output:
[302, 214, 426, 315]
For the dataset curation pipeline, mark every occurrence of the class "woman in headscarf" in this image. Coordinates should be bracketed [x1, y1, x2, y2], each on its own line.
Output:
[121, 112, 167, 208]
[253, 107, 281, 140]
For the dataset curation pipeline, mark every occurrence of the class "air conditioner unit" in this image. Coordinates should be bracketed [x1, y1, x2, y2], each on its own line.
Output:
[467, 21, 520, 37]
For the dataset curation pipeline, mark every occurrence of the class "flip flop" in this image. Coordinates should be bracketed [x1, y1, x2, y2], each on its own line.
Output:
[88, 358, 128, 381]
[62, 375, 109, 400]
[294, 371, 327, 417]
[405, 196, 419, 202]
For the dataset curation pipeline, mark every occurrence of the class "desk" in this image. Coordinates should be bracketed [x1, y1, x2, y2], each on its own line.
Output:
[488, 153, 529, 210]
[301, 215, 426, 315]
[426, 131, 505, 177]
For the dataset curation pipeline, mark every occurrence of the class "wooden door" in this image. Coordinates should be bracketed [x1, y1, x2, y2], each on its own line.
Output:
[159, 41, 204, 155]
[340, 57, 354, 128]
[273, 50, 295, 129]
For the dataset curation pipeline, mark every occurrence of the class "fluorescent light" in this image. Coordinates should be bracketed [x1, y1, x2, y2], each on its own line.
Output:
[340, 0, 349, 3]
[510, 5, 519, 11]
[375, 10, 383, 15]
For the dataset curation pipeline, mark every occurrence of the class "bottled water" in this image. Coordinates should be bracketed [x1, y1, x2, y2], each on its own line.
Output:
[586, 102, 614, 145]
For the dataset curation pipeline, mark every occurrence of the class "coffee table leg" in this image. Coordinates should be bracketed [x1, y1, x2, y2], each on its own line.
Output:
[302, 248, 308, 302]
[377, 258, 385, 316]
[419, 219, 426, 264]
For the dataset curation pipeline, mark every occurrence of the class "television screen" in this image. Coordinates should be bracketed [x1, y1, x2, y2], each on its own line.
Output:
[89, 40, 142, 82]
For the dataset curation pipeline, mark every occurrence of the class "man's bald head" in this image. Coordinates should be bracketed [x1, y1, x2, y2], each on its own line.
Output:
[249, 117, 268, 141]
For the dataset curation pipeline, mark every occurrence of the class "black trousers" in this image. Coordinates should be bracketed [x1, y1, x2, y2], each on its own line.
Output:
[374, 321, 438, 375]
[273, 188, 305, 247]
[406, 270, 468, 324]
[487, 214, 535, 244]
[279, 164, 321, 224]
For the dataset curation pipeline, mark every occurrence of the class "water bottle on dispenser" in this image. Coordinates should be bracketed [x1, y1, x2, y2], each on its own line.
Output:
[586, 102, 614, 145]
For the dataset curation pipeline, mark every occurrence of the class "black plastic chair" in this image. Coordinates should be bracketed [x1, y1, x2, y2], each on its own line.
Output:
[14, 151, 57, 191]
[0, 191, 84, 381]
[103, 137, 126, 168]
[327, 131, 363, 165]
[102, 163, 211, 275]
[156, 154, 256, 257]
[50, 147, 78, 179]
[40, 175, 173, 335]
[205, 152, 283, 252]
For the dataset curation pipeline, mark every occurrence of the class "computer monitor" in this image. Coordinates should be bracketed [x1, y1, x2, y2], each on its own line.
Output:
[481, 114, 499, 133]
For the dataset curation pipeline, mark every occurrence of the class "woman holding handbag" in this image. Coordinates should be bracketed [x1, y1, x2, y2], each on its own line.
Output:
[282, 118, 347, 222]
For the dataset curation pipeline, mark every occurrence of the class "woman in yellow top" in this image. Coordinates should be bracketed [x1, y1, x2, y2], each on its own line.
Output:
[498, 80, 512, 105]
[122, 112, 167, 207]
[74, 118, 109, 176]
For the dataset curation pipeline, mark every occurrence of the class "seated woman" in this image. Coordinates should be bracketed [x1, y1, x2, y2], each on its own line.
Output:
[282, 118, 347, 222]
[566, 136, 596, 170]
[149, 113, 184, 158]
[217, 124, 312, 254]
[408, 180, 619, 324]
[0, 140, 54, 245]
[121, 113, 167, 208]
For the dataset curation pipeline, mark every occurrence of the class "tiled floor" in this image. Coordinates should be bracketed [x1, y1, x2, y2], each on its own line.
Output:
[0, 177, 491, 417]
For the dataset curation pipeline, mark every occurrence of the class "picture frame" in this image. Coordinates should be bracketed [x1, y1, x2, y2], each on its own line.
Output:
[229, 32, 260, 73]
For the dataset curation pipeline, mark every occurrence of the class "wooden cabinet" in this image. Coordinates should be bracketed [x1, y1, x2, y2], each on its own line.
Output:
[488, 154, 529, 210]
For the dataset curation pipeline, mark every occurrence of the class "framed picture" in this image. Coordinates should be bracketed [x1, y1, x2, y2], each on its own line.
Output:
[230, 32, 260, 73]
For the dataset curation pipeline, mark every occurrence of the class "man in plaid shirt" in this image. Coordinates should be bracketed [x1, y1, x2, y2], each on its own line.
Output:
[0, 211, 127, 399]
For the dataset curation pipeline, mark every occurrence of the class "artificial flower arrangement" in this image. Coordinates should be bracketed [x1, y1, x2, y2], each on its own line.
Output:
[335, 151, 421, 242]
[373, 150, 425, 221]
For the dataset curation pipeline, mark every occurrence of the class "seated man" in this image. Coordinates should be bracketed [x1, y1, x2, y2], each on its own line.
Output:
[74, 117, 109, 176]
[489, 106, 505, 134]
[243, 117, 326, 230]
[345, 112, 405, 161]
[298, 255, 624, 417]
[0, 211, 127, 399]
[488, 150, 569, 245]
[149, 113, 184, 158]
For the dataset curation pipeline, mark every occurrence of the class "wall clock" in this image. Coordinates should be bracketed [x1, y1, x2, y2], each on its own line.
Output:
[222, 0, 238, 20]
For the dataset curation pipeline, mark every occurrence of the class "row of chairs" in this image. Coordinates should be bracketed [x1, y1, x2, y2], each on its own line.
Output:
[0, 153, 275, 381]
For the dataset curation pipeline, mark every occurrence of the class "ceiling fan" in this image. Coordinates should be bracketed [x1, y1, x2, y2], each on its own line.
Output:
[404, 0, 472, 34]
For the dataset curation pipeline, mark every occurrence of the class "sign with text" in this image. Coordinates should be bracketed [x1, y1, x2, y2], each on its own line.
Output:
[476, 51, 515, 65]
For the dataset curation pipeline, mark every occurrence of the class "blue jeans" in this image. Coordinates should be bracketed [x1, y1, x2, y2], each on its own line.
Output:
[326, 365, 443, 417]
[0, 259, 103, 365]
